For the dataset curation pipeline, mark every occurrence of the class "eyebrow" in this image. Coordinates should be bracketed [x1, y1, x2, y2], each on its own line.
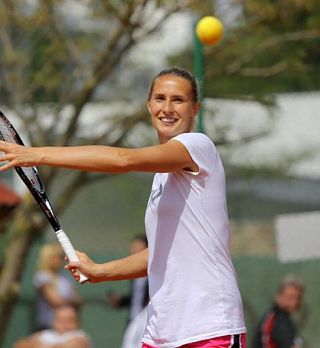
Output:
[153, 93, 185, 99]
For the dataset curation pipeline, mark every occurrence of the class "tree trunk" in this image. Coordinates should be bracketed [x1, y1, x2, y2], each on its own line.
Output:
[0, 204, 41, 345]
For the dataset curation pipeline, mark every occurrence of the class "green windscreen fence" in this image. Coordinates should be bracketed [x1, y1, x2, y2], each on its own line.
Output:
[4, 250, 320, 348]
[3, 174, 320, 347]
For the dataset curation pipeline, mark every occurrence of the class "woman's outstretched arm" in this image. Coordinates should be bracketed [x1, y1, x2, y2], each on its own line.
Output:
[0, 140, 197, 173]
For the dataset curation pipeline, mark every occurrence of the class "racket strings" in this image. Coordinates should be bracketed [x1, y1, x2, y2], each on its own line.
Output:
[0, 116, 43, 193]
[0, 119, 16, 143]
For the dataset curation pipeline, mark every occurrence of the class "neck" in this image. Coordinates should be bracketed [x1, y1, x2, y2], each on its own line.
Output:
[158, 133, 173, 144]
[157, 130, 192, 144]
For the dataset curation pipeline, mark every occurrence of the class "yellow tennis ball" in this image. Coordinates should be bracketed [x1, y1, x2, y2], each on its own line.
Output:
[195, 16, 224, 46]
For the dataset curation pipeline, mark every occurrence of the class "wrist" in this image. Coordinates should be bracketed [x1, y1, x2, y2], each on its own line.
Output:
[93, 263, 111, 282]
[33, 147, 45, 165]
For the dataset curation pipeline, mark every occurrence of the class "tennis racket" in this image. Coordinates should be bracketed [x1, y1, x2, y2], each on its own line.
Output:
[0, 111, 88, 283]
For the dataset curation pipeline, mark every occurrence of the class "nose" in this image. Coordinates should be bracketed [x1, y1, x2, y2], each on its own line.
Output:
[163, 100, 174, 114]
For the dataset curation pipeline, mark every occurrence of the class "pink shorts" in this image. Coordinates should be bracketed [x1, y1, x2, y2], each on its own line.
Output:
[142, 333, 246, 348]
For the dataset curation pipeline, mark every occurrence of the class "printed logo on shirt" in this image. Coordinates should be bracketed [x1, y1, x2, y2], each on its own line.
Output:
[148, 184, 163, 207]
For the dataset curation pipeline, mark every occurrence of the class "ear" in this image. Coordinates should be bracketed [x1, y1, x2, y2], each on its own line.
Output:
[192, 102, 201, 118]
[146, 101, 151, 114]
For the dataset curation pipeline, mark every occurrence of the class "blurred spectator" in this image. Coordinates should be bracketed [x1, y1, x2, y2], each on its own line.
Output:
[0, 182, 21, 232]
[252, 274, 304, 348]
[107, 234, 148, 324]
[33, 243, 82, 331]
[121, 306, 148, 348]
[14, 304, 91, 348]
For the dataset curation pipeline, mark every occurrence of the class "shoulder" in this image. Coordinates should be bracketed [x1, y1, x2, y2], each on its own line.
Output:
[33, 271, 53, 287]
[172, 132, 215, 150]
[275, 310, 294, 325]
[272, 308, 295, 336]
[65, 329, 90, 339]
[65, 330, 92, 347]
[171, 132, 217, 161]
[171, 133, 219, 178]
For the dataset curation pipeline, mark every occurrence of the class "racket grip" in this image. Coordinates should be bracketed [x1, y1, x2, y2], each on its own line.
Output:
[56, 229, 89, 284]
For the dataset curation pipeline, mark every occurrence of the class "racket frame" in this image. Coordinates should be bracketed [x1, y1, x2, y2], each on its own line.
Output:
[0, 111, 88, 283]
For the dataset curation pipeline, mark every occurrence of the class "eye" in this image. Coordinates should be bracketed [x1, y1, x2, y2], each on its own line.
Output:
[172, 97, 184, 103]
[154, 94, 165, 101]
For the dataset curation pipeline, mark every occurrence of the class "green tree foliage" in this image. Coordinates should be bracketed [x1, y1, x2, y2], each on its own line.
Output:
[173, 0, 320, 98]
[0, 0, 198, 343]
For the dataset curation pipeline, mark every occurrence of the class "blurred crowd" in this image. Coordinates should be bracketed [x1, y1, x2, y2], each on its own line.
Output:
[12, 241, 306, 348]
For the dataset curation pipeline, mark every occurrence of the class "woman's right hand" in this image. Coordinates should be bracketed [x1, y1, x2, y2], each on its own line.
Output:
[0, 141, 39, 171]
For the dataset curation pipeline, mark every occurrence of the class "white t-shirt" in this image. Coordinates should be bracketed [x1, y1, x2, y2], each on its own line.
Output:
[38, 329, 91, 347]
[142, 133, 246, 348]
[33, 271, 78, 329]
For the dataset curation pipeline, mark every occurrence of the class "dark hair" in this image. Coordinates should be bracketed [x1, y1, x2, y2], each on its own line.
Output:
[148, 67, 199, 103]
[278, 274, 304, 294]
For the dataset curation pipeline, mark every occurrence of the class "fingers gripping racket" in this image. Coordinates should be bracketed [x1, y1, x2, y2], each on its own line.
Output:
[0, 111, 88, 283]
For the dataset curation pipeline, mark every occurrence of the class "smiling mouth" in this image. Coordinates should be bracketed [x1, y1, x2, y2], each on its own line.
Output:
[159, 117, 178, 124]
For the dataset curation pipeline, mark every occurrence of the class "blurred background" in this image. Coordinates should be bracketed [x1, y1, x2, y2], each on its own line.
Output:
[0, 0, 319, 347]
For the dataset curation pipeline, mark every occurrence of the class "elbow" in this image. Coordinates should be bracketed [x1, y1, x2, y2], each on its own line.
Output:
[94, 147, 139, 173]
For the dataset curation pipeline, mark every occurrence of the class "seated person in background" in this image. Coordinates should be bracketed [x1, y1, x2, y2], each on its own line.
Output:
[252, 274, 304, 348]
[121, 306, 148, 348]
[14, 305, 91, 348]
[33, 243, 82, 331]
[107, 235, 148, 325]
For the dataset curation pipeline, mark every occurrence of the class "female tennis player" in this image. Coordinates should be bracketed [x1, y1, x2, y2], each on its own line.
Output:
[0, 67, 246, 348]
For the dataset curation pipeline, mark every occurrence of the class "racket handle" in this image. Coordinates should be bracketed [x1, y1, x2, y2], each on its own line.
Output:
[56, 229, 89, 284]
